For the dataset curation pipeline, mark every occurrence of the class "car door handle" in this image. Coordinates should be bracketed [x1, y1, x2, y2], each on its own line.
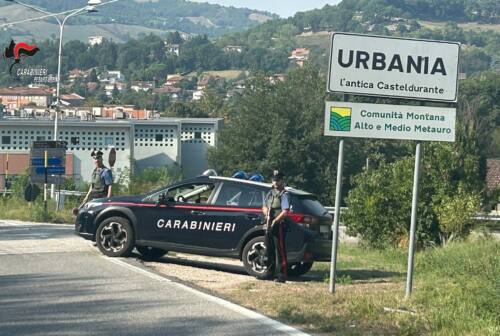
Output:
[191, 210, 205, 215]
[245, 214, 260, 220]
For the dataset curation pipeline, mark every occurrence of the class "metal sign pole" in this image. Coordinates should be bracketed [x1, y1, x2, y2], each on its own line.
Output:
[405, 142, 423, 298]
[329, 138, 345, 294]
[44, 150, 48, 216]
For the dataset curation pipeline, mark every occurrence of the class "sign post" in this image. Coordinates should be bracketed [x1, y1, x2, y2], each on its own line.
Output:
[30, 141, 67, 215]
[406, 142, 422, 298]
[329, 138, 344, 293]
[325, 32, 459, 296]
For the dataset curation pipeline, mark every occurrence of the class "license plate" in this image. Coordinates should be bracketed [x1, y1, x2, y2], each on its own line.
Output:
[320, 225, 329, 233]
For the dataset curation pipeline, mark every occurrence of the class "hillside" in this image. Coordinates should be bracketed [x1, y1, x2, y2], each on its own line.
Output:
[0, 0, 277, 39]
[218, 0, 500, 74]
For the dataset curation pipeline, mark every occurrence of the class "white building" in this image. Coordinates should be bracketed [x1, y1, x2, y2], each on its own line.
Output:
[88, 36, 104, 46]
[165, 43, 180, 56]
[0, 118, 223, 183]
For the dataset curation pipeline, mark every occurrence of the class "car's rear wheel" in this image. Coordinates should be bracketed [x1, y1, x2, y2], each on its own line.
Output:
[96, 217, 135, 257]
[242, 236, 271, 280]
[136, 246, 168, 261]
[287, 262, 314, 277]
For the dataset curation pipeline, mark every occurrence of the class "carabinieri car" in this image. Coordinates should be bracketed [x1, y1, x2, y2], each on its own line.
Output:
[75, 174, 332, 278]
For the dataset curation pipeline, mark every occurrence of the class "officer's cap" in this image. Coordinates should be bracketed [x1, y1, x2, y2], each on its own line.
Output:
[91, 150, 103, 160]
[271, 170, 285, 181]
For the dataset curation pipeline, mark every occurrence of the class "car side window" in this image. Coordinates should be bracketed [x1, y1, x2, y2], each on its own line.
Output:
[214, 183, 265, 208]
[165, 183, 215, 204]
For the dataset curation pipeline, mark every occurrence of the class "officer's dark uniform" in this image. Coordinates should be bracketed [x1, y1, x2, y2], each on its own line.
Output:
[89, 151, 113, 200]
[264, 172, 290, 282]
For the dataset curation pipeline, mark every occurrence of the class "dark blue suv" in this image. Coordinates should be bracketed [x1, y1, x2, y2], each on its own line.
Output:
[75, 175, 332, 278]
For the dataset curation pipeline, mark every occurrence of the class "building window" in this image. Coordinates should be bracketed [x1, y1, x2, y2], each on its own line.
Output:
[1, 136, 11, 144]
[194, 132, 202, 139]
[71, 137, 80, 145]
[155, 134, 163, 142]
[105, 137, 114, 146]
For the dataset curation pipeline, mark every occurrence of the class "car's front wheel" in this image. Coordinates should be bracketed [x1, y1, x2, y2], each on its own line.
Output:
[136, 246, 168, 261]
[287, 262, 314, 277]
[242, 236, 271, 280]
[96, 217, 135, 257]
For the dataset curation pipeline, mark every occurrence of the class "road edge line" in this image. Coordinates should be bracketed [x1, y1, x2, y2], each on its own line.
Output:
[104, 257, 310, 336]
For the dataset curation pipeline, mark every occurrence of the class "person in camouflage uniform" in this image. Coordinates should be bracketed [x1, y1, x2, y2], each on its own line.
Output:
[262, 170, 290, 283]
[82, 150, 113, 203]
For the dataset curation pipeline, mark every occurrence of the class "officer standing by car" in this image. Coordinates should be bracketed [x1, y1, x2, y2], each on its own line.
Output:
[262, 170, 290, 283]
[82, 150, 113, 204]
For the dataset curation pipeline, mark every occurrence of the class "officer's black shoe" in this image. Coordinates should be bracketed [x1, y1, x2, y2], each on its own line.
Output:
[274, 276, 286, 283]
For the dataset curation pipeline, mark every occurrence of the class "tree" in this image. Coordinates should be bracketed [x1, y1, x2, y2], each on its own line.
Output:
[208, 66, 365, 203]
[166, 31, 183, 44]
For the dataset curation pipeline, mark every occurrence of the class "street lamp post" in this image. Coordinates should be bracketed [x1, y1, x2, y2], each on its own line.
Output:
[4, 0, 101, 140]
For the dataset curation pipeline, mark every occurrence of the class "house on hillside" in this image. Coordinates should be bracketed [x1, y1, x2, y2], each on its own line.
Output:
[165, 74, 184, 87]
[88, 36, 104, 46]
[268, 74, 286, 84]
[289, 48, 310, 67]
[68, 69, 90, 82]
[223, 45, 243, 53]
[486, 159, 500, 213]
[98, 70, 125, 84]
[154, 86, 181, 101]
[104, 82, 126, 96]
[0, 87, 54, 112]
[59, 93, 85, 107]
[165, 43, 180, 56]
[131, 81, 155, 92]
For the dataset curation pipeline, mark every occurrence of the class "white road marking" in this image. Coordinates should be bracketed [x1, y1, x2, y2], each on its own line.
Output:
[104, 257, 311, 336]
[1, 221, 310, 335]
[105, 257, 172, 283]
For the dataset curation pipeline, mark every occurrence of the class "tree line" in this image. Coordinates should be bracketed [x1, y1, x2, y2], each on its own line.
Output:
[207, 66, 499, 248]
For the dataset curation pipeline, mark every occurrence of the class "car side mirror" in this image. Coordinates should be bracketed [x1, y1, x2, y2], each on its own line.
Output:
[157, 193, 167, 206]
[157, 193, 175, 206]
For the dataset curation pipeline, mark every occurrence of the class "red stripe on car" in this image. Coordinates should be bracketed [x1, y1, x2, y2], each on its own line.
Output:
[105, 202, 262, 213]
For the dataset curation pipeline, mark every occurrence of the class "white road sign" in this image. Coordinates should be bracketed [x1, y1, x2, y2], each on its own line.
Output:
[324, 101, 456, 142]
[327, 33, 460, 102]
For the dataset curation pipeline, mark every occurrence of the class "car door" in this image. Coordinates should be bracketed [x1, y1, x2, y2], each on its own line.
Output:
[139, 182, 217, 246]
[205, 182, 265, 250]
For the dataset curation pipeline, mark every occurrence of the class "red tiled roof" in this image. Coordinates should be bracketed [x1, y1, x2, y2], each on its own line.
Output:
[0, 87, 53, 96]
[486, 159, 500, 190]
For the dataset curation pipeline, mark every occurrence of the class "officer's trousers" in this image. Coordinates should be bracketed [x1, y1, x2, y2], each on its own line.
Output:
[266, 221, 288, 279]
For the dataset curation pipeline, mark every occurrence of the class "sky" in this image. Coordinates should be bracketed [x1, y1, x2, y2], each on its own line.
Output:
[192, 1, 342, 18]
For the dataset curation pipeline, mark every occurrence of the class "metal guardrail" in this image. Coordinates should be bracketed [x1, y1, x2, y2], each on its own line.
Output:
[324, 207, 500, 222]
[1, 189, 85, 196]
[58, 190, 86, 196]
[324, 207, 348, 215]
[473, 215, 500, 221]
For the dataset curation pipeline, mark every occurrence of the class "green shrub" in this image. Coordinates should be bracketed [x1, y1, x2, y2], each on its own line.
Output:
[344, 149, 482, 249]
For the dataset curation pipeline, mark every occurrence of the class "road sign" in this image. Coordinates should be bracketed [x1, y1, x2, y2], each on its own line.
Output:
[32, 157, 62, 166]
[324, 101, 456, 142]
[35, 167, 65, 175]
[32, 140, 67, 149]
[109, 147, 116, 168]
[30, 141, 67, 184]
[327, 33, 460, 102]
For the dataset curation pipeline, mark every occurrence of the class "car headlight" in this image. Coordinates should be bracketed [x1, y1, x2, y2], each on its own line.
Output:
[84, 202, 102, 210]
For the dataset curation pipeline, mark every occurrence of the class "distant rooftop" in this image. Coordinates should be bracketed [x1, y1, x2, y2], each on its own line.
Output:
[0, 87, 53, 96]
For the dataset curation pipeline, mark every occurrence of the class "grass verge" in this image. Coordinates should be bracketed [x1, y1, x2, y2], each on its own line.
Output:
[211, 240, 499, 335]
[0, 195, 76, 223]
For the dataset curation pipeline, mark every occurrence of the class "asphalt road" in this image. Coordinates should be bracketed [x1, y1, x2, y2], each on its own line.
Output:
[0, 220, 308, 336]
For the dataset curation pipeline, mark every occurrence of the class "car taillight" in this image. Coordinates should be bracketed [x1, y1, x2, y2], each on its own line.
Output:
[288, 212, 320, 230]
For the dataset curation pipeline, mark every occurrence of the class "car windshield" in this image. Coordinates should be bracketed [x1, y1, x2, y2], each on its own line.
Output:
[143, 186, 170, 201]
